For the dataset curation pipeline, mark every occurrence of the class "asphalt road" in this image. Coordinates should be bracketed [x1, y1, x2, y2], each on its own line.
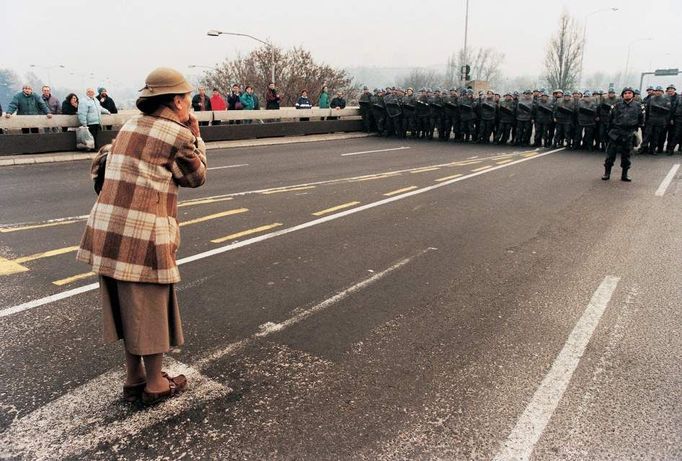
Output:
[0, 136, 680, 460]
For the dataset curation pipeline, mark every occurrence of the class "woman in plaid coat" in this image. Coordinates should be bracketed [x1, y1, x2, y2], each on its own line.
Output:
[77, 67, 207, 405]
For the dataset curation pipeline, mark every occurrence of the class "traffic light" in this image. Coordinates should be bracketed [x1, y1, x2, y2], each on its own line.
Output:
[461, 64, 471, 81]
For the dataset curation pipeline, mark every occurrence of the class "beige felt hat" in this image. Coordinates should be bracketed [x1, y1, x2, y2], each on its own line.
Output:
[138, 67, 193, 98]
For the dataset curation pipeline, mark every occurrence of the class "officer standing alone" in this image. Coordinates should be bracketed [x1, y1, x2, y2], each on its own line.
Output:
[602, 87, 643, 182]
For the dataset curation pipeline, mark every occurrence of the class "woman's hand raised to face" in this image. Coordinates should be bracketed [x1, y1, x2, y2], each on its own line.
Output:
[187, 112, 201, 138]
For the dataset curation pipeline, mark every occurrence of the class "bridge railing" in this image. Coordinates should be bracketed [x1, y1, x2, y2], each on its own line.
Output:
[0, 107, 361, 130]
[0, 108, 364, 156]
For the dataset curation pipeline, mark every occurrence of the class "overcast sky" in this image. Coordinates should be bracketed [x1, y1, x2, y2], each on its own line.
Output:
[2, 0, 681, 91]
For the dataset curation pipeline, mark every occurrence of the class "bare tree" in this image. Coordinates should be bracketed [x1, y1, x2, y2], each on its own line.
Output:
[543, 12, 583, 91]
[201, 45, 356, 107]
[397, 68, 445, 91]
[445, 47, 505, 88]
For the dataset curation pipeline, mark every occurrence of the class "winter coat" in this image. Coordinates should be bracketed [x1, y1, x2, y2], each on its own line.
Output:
[239, 92, 255, 110]
[42, 94, 61, 114]
[77, 106, 207, 284]
[191, 93, 212, 112]
[98, 95, 118, 114]
[295, 96, 313, 109]
[227, 92, 242, 110]
[210, 94, 227, 111]
[330, 97, 346, 109]
[78, 96, 109, 126]
[5, 91, 50, 115]
[61, 100, 78, 115]
[318, 91, 330, 108]
[265, 89, 280, 110]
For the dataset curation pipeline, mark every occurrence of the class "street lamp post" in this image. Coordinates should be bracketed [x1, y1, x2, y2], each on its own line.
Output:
[580, 7, 618, 87]
[29, 64, 65, 88]
[207, 30, 275, 83]
[624, 38, 653, 88]
[462, 0, 469, 83]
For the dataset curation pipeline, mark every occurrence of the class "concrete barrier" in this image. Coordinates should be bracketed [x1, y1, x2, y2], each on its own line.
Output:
[0, 108, 362, 155]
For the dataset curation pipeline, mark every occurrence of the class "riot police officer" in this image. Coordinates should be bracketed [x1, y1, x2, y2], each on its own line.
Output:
[597, 88, 619, 151]
[358, 86, 374, 133]
[371, 88, 387, 136]
[402, 87, 417, 138]
[459, 89, 476, 142]
[478, 90, 497, 144]
[602, 87, 643, 181]
[496, 92, 516, 145]
[575, 90, 598, 150]
[533, 91, 554, 147]
[415, 88, 431, 139]
[443, 88, 459, 141]
[384, 88, 403, 138]
[553, 90, 575, 148]
[640, 86, 671, 155]
[515, 90, 534, 146]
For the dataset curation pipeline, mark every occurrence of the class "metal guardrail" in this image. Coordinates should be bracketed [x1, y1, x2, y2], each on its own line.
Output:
[0, 107, 361, 130]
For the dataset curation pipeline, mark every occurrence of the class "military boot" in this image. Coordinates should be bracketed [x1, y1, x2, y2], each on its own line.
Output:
[601, 165, 611, 180]
[621, 168, 631, 182]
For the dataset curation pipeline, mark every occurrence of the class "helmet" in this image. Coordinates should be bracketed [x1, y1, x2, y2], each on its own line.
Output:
[621, 86, 635, 96]
[583, 90, 592, 97]
[655, 85, 664, 91]
[667, 84, 676, 90]
[555, 89, 564, 94]
[608, 87, 616, 94]
[646, 85, 654, 91]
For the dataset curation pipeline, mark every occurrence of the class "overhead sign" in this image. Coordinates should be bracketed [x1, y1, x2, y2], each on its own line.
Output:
[654, 68, 679, 76]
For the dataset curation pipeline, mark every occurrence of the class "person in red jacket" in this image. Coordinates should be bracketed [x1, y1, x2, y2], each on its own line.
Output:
[209, 88, 226, 125]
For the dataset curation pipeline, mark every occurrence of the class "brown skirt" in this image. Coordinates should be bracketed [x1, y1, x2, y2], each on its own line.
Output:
[99, 276, 184, 355]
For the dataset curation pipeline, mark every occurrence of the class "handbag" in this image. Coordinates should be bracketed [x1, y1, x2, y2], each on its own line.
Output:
[90, 144, 111, 194]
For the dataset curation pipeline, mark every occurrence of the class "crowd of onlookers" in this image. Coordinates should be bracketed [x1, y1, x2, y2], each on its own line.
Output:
[1, 82, 348, 133]
[2, 84, 116, 136]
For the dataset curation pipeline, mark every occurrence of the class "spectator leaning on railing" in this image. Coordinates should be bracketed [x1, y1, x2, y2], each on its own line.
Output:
[41, 86, 61, 114]
[78, 87, 110, 148]
[330, 90, 346, 109]
[62, 93, 79, 115]
[318, 85, 330, 109]
[3, 84, 52, 133]
[98, 88, 118, 114]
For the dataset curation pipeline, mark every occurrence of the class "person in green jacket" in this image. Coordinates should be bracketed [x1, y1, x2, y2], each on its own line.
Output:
[239, 85, 256, 124]
[3, 84, 53, 133]
[318, 85, 330, 108]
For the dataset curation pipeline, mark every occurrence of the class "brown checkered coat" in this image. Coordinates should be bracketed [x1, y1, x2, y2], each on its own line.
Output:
[77, 107, 207, 283]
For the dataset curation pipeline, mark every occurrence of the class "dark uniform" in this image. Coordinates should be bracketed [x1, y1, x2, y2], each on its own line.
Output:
[497, 94, 516, 145]
[402, 88, 417, 138]
[667, 94, 682, 154]
[553, 95, 575, 148]
[515, 92, 534, 146]
[478, 93, 497, 143]
[358, 87, 374, 133]
[415, 89, 431, 139]
[598, 91, 619, 151]
[641, 89, 671, 154]
[459, 92, 476, 142]
[429, 90, 446, 140]
[603, 88, 643, 181]
[443, 89, 459, 141]
[384, 90, 403, 138]
[574, 92, 598, 150]
[371, 89, 387, 137]
[533, 94, 554, 147]
[665, 86, 678, 153]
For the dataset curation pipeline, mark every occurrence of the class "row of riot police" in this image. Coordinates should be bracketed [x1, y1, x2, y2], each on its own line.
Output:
[357, 84, 682, 155]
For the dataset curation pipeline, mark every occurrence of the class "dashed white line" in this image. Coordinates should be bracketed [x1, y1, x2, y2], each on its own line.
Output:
[341, 146, 411, 156]
[494, 275, 621, 461]
[207, 163, 249, 170]
[655, 164, 679, 197]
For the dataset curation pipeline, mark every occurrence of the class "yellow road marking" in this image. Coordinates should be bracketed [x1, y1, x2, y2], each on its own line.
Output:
[262, 186, 316, 195]
[521, 151, 538, 157]
[312, 201, 361, 216]
[0, 257, 30, 276]
[384, 186, 418, 196]
[179, 208, 248, 227]
[53, 271, 95, 286]
[211, 223, 283, 244]
[472, 165, 493, 172]
[14, 246, 80, 264]
[410, 167, 440, 174]
[0, 220, 78, 233]
[435, 174, 463, 182]
[450, 160, 482, 166]
[350, 173, 402, 182]
[496, 159, 514, 165]
[178, 197, 234, 207]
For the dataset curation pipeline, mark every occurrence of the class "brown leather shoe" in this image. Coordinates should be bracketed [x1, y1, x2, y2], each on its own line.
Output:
[142, 374, 188, 405]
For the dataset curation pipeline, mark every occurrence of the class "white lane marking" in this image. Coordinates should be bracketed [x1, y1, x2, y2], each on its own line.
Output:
[655, 164, 680, 197]
[0, 214, 89, 232]
[208, 163, 249, 170]
[0, 148, 564, 318]
[494, 275, 620, 461]
[341, 146, 410, 156]
[467, 155, 479, 159]
[0, 357, 230, 461]
[195, 247, 436, 368]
